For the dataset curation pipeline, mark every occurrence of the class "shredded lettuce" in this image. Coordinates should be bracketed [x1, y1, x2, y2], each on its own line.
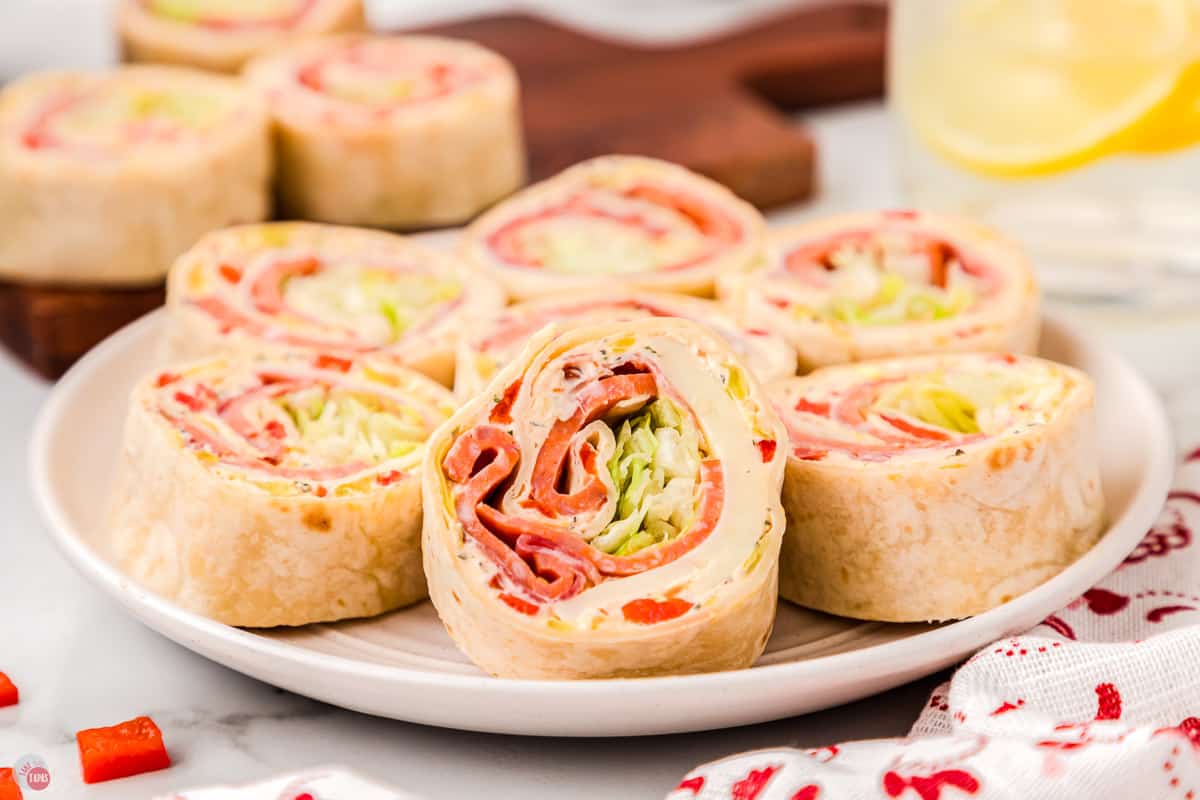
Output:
[875, 377, 981, 434]
[279, 389, 426, 464]
[589, 398, 703, 556]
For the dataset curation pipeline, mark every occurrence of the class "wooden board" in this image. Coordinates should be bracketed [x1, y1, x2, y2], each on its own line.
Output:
[416, 3, 887, 209]
[0, 282, 164, 380]
[4, 4, 886, 380]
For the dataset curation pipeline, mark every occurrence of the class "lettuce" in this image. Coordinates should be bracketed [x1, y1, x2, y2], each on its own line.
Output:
[875, 377, 981, 434]
[590, 398, 703, 555]
[279, 389, 426, 464]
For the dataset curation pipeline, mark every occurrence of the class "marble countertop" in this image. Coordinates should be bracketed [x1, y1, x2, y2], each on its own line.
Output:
[4, 98, 1200, 799]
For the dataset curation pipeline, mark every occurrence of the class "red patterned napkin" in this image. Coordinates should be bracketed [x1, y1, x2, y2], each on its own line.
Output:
[667, 451, 1200, 799]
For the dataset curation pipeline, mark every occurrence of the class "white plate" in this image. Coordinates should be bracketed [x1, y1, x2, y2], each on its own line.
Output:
[30, 312, 1172, 736]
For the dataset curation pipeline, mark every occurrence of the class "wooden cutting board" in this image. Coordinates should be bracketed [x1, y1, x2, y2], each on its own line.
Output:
[4, 3, 886, 380]
[416, 3, 887, 209]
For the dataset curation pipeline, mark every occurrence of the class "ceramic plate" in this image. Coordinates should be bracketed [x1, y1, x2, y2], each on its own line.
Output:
[30, 312, 1172, 736]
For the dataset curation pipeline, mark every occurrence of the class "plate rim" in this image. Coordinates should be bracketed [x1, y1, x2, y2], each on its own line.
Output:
[29, 309, 1174, 722]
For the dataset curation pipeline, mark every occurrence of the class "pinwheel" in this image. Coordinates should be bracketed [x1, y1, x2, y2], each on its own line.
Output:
[244, 35, 524, 228]
[719, 210, 1039, 371]
[770, 352, 1104, 622]
[165, 222, 506, 386]
[454, 291, 796, 398]
[462, 155, 767, 300]
[0, 66, 270, 285]
[117, 0, 366, 74]
[423, 318, 787, 678]
[109, 350, 456, 627]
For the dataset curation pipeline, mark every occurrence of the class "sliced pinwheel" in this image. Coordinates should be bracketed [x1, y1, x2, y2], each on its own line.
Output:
[117, 0, 366, 74]
[109, 350, 457, 627]
[462, 155, 767, 300]
[720, 210, 1040, 371]
[244, 34, 525, 228]
[0, 66, 270, 286]
[454, 291, 795, 398]
[424, 318, 787, 679]
[166, 222, 506, 386]
[770, 352, 1104, 622]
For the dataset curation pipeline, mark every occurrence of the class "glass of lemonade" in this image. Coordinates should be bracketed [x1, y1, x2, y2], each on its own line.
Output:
[890, 0, 1200, 307]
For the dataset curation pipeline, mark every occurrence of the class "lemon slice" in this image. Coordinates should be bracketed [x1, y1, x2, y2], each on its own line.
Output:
[900, 0, 1197, 177]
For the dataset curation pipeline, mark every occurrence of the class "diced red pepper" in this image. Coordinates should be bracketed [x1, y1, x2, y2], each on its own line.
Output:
[499, 593, 539, 616]
[263, 420, 286, 439]
[76, 716, 171, 784]
[489, 379, 522, 424]
[314, 354, 353, 373]
[314, 486, 328, 498]
[217, 263, 242, 283]
[173, 391, 205, 412]
[794, 397, 830, 416]
[622, 597, 693, 624]
[0, 768, 21, 800]
[794, 447, 828, 461]
[376, 470, 404, 486]
[154, 372, 180, 388]
[0, 673, 17, 708]
[755, 439, 777, 463]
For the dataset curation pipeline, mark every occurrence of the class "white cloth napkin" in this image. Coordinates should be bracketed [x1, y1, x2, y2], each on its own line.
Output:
[157, 767, 418, 800]
[666, 448, 1200, 799]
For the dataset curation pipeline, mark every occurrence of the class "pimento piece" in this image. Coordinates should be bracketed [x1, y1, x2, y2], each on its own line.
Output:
[0, 768, 20, 800]
[376, 470, 404, 486]
[0, 673, 18, 708]
[154, 372, 180, 388]
[76, 716, 170, 785]
[217, 263, 242, 283]
[622, 597, 692, 624]
[173, 391, 205, 412]
[794, 397, 830, 416]
[489, 379, 522, 424]
[314, 354, 353, 373]
[499, 593, 539, 616]
[755, 439, 777, 463]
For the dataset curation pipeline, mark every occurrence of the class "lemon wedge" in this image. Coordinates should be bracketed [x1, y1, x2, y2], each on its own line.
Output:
[898, 0, 1198, 177]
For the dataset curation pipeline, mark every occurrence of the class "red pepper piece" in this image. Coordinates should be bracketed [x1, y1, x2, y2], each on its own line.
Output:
[314, 354, 353, 373]
[499, 593, 539, 616]
[376, 470, 404, 486]
[755, 439, 777, 463]
[0, 673, 18, 708]
[76, 716, 171, 784]
[489, 379, 522, 424]
[622, 597, 693, 624]
[154, 372, 180, 388]
[794, 397, 830, 416]
[0, 768, 20, 800]
[173, 391, 205, 412]
[263, 420, 286, 439]
[217, 263, 242, 283]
